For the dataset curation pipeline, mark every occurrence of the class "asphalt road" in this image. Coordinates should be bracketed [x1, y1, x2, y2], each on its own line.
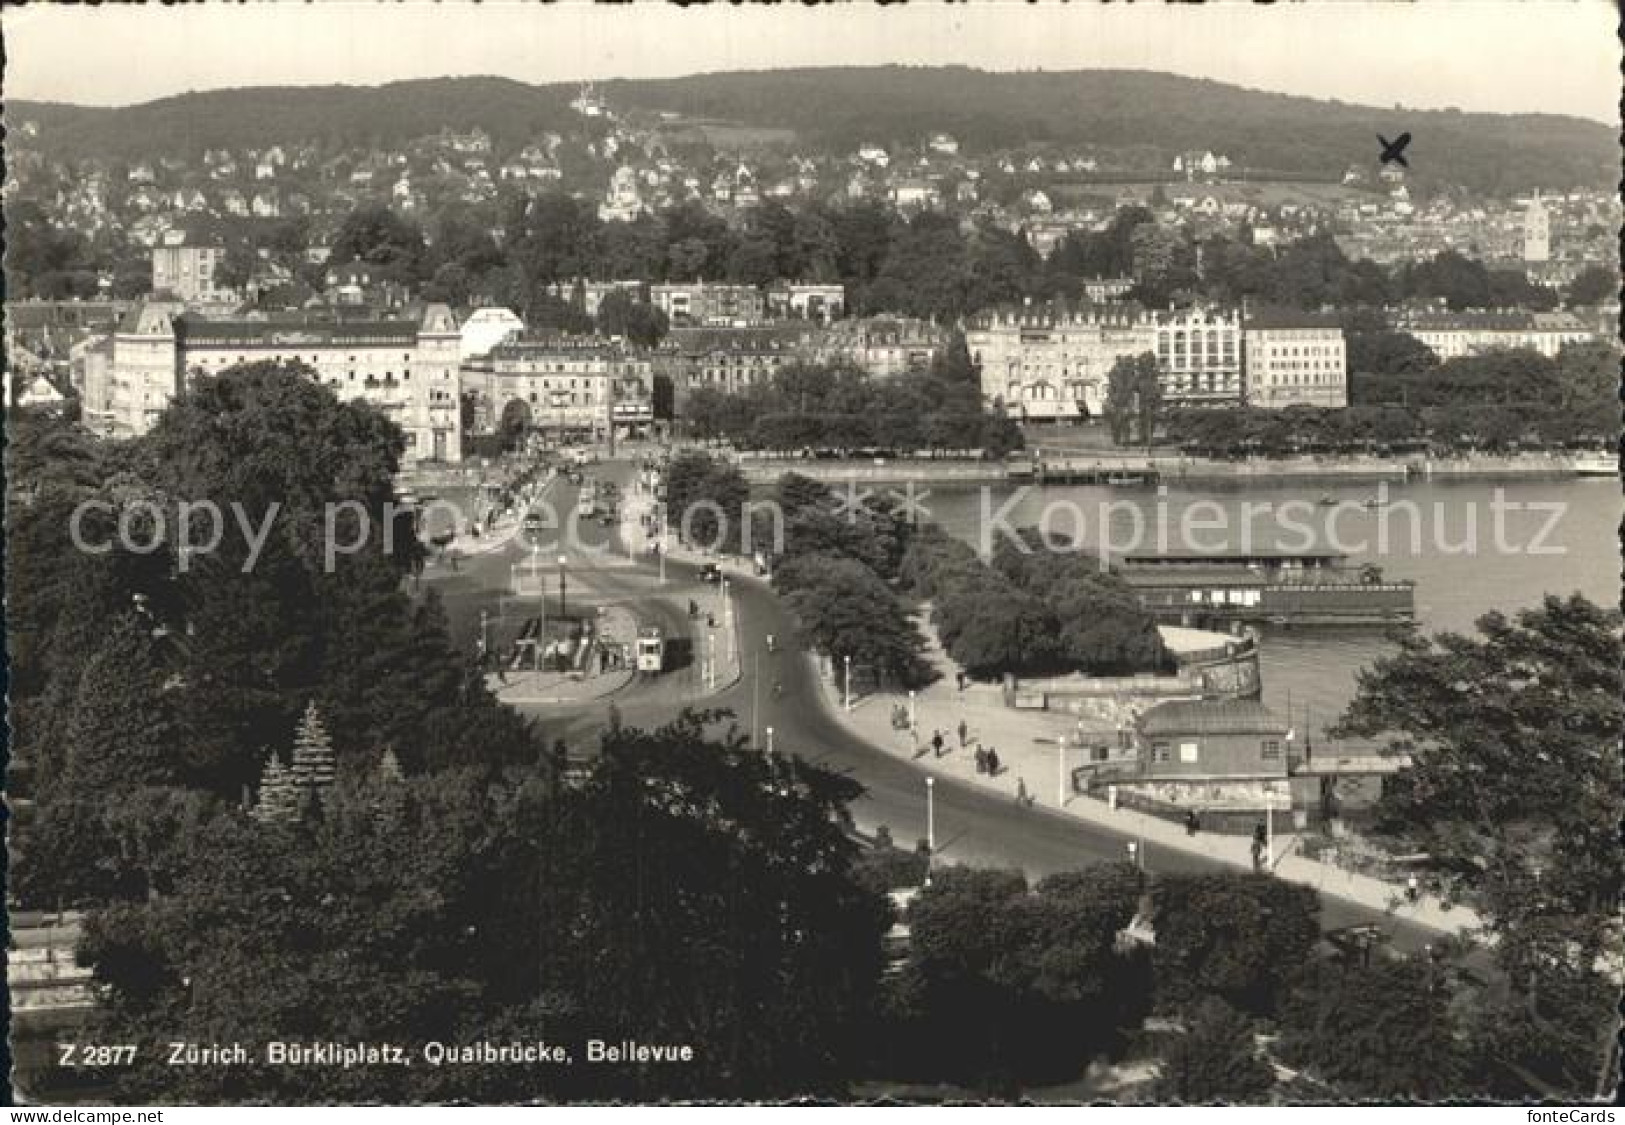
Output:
[427, 456, 1445, 953]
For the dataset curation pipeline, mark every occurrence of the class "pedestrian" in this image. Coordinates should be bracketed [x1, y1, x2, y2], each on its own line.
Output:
[1406, 874, 1420, 904]
[956, 671, 966, 692]
[974, 747, 988, 774]
[1016, 777, 1030, 806]
[931, 730, 944, 757]
[1253, 819, 1268, 849]
[986, 748, 1001, 777]
[1184, 808, 1200, 837]
[1250, 838, 1264, 873]
[957, 719, 968, 748]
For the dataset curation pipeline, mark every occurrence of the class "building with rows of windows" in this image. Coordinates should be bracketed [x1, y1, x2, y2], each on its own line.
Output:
[476, 336, 653, 439]
[83, 300, 464, 458]
[82, 302, 463, 460]
[1152, 306, 1243, 406]
[967, 302, 1155, 420]
[1240, 309, 1348, 409]
[1388, 309, 1595, 361]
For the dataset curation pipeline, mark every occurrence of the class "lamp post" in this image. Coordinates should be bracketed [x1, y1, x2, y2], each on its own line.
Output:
[708, 632, 716, 691]
[1057, 734, 1068, 808]
[908, 689, 917, 732]
[843, 654, 852, 712]
[557, 555, 569, 620]
[766, 725, 774, 754]
[926, 776, 936, 854]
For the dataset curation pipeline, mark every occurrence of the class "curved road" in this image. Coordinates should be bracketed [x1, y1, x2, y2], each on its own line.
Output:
[430, 458, 1443, 952]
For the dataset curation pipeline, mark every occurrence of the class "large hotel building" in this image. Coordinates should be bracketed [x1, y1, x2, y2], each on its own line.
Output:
[82, 302, 464, 461]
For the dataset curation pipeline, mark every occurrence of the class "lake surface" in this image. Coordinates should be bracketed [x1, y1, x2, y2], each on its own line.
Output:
[923, 477, 1622, 737]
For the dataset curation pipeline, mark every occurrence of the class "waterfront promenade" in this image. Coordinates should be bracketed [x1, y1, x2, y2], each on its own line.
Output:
[817, 631, 1482, 937]
[730, 449, 1593, 487]
[625, 472, 1482, 937]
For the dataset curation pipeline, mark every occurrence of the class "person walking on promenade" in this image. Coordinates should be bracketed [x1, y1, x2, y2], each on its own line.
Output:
[957, 719, 968, 748]
[1185, 808, 1200, 837]
[1016, 777, 1032, 807]
[1406, 874, 1420, 903]
[931, 730, 945, 757]
[974, 746, 988, 774]
[986, 748, 1001, 777]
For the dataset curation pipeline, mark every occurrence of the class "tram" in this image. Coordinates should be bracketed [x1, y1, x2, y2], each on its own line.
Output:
[635, 625, 666, 673]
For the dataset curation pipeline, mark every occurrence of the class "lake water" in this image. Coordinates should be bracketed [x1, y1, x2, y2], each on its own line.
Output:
[924, 477, 1622, 737]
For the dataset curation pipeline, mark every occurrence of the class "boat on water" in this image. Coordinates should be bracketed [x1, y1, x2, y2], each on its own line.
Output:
[1573, 453, 1619, 477]
[1118, 549, 1416, 627]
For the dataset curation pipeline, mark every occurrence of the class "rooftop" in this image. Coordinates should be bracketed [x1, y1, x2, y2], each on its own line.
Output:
[1139, 699, 1290, 738]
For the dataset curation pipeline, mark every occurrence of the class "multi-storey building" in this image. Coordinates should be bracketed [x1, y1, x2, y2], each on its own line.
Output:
[662, 325, 813, 406]
[1389, 309, 1595, 360]
[1523, 193, 1551, 263]
[1242, 310, 1347, 410]
[482, 336, 652, 438]
[651, 282, 766, 327]
[151, 227, 234, 304]
[765, 282, 846, 323]
[967, 302, 1154, 420]
[459, 307, 525, 361]
[809, 316, 946, 378]
[1151, 306, 1243, 406]
[84, 302, 463, 459]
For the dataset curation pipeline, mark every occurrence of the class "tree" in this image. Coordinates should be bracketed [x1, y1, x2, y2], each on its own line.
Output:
[929, 330, 980, 384]
[1155, 997, 1276, 1103]
[1104, 352, 1161, 447]
[213, 242, 260, 295]
[1278, 957, 1465, 1099]
[889, 864, 1151, 1092]
[58, 613, 182, 797]
[1151, 873, 1320, 1016]
[776, 553, 929, 688]
[1565, 264, 1615, 307]
[595, 288, 669, 348]
[329, 203, 427, 280]
[545, 711, 891, 1099]
[1332, 594, 1622, 1098]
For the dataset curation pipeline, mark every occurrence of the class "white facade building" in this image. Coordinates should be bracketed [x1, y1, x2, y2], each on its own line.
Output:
[1242, 311, 1348, 410]
[967, 303, 1156, 420]
[85, 302, 464, 460]
[459, 307, 525, 361]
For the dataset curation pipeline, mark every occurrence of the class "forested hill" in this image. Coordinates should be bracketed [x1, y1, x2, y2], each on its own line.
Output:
[604, 67, 1613, 193]
[10, 77, 580, 160]
[13, 67, 1616, 195]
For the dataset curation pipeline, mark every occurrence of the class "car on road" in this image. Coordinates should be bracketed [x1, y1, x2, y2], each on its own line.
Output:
[698, 563, 722, 584]
[522, 513, 544, 532]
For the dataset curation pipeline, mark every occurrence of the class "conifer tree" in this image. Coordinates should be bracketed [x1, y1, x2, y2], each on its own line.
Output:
[288, 702, 337, 805]
[252, 752, 300, 824]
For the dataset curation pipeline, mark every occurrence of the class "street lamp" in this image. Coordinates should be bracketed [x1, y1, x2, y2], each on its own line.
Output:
[557, 555, 569, 620]
[708, 632, 717, 691]
[844, 654, 852, 712]
[925, 776, 936, 855]
[908, 690, 917, 731]
[766, 726, 774, 754]
[1057, 733, 1068, 808]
